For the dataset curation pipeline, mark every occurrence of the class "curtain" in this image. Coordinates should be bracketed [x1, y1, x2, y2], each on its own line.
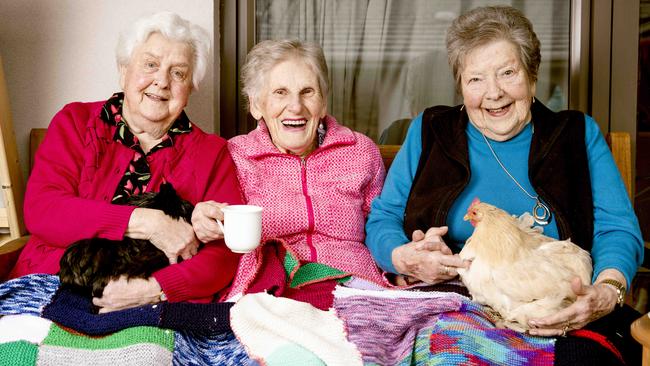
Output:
[255, 0, 569, 140]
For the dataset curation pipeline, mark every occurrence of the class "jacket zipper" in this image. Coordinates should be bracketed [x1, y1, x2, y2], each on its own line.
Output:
[300, 157, 317, 262]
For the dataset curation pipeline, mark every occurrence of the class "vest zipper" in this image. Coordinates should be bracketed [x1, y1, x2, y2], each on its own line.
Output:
[300, 157, 317, 262]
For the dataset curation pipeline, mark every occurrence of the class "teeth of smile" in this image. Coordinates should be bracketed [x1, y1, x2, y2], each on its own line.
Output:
[488, 107, 505, 113]
[282, 120, 306, 126]
[146, 93, 166, 101]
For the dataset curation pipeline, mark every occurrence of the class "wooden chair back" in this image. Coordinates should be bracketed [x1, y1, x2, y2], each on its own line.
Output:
[0, 129, 45, 255]
[607, 132, 633, 201]
[30, 128, 47, 173]
[379, 145, 400, 171]
[379, 132, 633, 197]
[632, 312, 650, 366]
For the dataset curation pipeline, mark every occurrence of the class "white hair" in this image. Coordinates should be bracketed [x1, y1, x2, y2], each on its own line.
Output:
[241, 39, 329, 109]
[116, 11, 210, 90]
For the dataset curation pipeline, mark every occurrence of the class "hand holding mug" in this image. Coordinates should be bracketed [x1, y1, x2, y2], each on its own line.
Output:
[191, 201, 229, 243]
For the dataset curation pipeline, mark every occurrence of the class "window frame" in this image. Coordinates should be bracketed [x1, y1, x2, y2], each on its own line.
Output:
[217, 0, 627, 140]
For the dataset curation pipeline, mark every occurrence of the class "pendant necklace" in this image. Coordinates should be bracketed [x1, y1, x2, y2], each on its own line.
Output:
[479, 128, 552, 225]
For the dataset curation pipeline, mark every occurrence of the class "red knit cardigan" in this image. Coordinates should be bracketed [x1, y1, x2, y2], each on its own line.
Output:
[9, 100, 243, 302]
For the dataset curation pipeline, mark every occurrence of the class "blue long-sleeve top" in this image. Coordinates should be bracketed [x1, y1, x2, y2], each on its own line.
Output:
[365, 112, 644, 287]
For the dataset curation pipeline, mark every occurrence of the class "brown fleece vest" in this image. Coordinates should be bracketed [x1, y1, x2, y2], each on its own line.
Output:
[404, 102, 594, 251]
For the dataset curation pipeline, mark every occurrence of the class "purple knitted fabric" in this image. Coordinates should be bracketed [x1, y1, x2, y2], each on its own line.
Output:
[334, 292, 556, 366]
[334, 293, 463, 365]
[41, 288, 233, 336]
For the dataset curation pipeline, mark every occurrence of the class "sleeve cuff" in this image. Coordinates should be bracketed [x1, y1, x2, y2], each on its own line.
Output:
[99, 204, 137, 240]
[153, 265, 190, 302]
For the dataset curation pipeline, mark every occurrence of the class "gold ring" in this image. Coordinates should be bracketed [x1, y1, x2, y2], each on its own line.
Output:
[443, 265, 450, 275]
[561, 323, 570, 337]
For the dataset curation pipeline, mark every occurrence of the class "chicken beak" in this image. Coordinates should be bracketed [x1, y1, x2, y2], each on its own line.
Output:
[463, 213, 470, 221]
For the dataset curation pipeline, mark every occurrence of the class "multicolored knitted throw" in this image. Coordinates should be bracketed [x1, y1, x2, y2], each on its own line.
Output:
[3, 273, 616, 366]
[333, 286, 556, 366]
[0, 275, 252, 366]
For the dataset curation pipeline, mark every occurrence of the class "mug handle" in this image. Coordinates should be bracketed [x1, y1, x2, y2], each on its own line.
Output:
[216, 219, 225, 233]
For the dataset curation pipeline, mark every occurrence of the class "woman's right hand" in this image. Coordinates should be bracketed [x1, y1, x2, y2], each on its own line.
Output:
[191, 201, 228, 243]
[126, 208, 199, 264]
[391, 227, 469, 284]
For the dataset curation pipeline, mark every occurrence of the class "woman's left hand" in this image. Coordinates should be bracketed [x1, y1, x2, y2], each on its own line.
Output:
[92, 276, 163, 313]
[527, 274, 620, 337]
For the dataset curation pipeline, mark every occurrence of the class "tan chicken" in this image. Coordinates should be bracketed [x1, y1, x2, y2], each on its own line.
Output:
[456, 199, 592, 332]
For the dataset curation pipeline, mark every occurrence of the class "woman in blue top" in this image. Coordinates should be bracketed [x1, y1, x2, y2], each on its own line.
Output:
[366, 5, 643, 364]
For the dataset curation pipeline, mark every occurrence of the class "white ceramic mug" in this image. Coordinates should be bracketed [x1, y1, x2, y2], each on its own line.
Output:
[216, 205, 263, 253]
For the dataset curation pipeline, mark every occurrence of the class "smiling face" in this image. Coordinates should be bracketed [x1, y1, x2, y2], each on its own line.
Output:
[250, 58, 327, 157]
[120, 32, 193, 137]
[460, 39, 536, 141]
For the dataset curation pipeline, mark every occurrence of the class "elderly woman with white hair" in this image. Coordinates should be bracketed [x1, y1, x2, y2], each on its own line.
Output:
[8, 12, 243, 312]
[192, 40, 390, 302]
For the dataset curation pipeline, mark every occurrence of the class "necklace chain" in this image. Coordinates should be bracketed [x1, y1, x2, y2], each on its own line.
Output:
[480, 131, 537, 200]
[479, 127, 552, 225]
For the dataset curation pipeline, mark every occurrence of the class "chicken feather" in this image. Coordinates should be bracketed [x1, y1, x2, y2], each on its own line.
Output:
[457, 199, 592, 332]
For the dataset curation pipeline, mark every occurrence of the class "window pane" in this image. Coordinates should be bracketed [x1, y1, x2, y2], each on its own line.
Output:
[255, 0, 570, 141]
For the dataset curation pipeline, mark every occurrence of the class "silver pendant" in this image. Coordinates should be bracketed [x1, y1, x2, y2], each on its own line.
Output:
[532, 199, 551, 226]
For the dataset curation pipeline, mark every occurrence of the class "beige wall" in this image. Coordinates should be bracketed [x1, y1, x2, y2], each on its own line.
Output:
[0, 0, 215, 179]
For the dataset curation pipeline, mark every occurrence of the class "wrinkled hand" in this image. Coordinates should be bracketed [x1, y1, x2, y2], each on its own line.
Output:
[127, 208, 199, 264]
[92, 276, 162, 313]
[392, 227, 469, 284]
[528, 277, 618, 337]
[191, 201, 228, 243]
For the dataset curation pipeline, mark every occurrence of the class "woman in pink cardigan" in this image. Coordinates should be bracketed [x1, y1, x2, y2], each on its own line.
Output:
[192, 40, 390, 303]
[8, 12, 243, 312]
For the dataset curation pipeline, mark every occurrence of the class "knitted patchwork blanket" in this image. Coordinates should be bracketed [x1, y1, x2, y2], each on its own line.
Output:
[231, 292, 363, 366]
[333, 286, 556, 366]
[0, 274, 253, 366]
[228, 284, 557, 366]
[2, 272, 621, 366]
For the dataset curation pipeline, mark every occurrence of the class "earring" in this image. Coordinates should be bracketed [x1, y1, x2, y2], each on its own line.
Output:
[317, 121, 326, 146]
[460, 105, 465, 111]
[532, 96, 536, 104]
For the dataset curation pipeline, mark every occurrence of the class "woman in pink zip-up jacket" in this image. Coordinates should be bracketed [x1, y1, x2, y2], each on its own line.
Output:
[192, 40, 390, 299]
[8, 12, 243, 312]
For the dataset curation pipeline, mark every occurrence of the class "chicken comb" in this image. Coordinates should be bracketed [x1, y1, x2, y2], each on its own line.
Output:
[470, 197, 481, 208]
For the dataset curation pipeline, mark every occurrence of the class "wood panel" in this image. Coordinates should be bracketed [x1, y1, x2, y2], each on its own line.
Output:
[30, 128, 47, 173]
[379, 145, 400, 171]
[607, 132, 633, 201]
[631, 312, 650, 366]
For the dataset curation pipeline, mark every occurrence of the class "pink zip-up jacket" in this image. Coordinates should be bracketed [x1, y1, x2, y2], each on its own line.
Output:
[9, 99, 243, 302]
[226, 115, 390, 295]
